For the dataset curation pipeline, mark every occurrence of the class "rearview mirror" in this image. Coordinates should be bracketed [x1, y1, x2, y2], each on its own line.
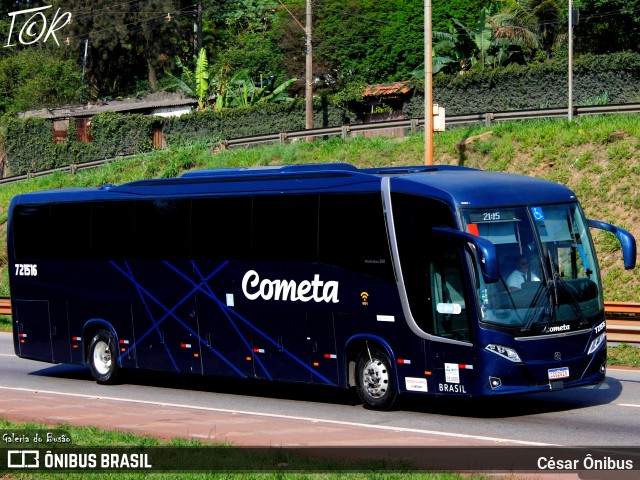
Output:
[587, 220, 636, 270]
[432, 227, 499, 283]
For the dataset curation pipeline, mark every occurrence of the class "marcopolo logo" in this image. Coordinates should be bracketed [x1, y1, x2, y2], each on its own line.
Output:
[241, 270, 339, 303]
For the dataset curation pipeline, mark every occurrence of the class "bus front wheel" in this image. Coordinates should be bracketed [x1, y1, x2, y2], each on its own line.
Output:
[355, 348, 396, 410]
[88, 329, 119, 385]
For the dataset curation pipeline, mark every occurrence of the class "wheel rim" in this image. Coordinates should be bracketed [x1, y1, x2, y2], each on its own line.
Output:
[361, 357, 389, 398]
[92, 340, 112, 376]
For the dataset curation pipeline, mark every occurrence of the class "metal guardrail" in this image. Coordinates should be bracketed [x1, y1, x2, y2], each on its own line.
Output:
[0, 154, 139, 186]
[0, 297, 10, 316]
[223, 103, 640, 148]
[604, 302, 640, 344]
[2, 103, 640, 186]
[0, 297, 638, 344]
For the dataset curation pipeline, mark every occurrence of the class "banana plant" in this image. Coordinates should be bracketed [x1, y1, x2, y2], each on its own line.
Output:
[194, 48, 209, 111]
[227, 72, 296, 108]
[169, 48, 295, 111]
[453, 7, 495, 70]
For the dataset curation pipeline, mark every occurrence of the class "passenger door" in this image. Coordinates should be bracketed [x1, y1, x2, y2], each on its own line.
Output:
[427, 246, 476, 396]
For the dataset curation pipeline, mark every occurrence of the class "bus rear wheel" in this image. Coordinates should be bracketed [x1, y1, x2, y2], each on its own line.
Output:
[88, 329, 118, 385]
[355, 348, 396, 410]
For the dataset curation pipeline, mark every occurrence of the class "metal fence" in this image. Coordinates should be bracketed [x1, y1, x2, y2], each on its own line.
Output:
[2, 103, 640, 186]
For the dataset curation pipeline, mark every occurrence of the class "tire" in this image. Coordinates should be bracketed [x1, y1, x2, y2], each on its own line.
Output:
[88, 329, 119, 385]
[355, 347, 396, 410]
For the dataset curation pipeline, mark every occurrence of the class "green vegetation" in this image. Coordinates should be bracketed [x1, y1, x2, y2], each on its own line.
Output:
[0, 419, 479, 479]
[608, 343, 640, 368]
[0, 49, 82, 115]
[2, 0, 638, 110]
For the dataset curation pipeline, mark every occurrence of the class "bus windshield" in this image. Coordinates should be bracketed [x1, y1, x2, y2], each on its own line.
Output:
[462, 204, 603, 334]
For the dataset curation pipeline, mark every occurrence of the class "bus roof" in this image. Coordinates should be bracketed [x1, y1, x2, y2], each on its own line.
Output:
[9, 163, 577, 208]
[384, 168, 577, 208]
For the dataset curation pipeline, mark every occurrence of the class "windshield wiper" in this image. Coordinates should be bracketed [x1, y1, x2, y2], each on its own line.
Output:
[548, 251, 559, 321]
[521, 281, 551, 332]
[552, 273, 589, 328]
[538, 252, 589, 329]
[521, 251, 559, 332]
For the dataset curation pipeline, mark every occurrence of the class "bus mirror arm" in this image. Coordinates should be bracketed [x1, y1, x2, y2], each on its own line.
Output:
[432, 227, 500, 284]
[587, 219, 637, 270]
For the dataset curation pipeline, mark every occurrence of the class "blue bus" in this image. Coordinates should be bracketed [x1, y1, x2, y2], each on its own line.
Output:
[7, 163, 636, 409]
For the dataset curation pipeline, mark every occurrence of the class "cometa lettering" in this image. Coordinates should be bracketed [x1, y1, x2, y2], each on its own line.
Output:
[242, 270, 339, 303]
[544, 324, 570, 333]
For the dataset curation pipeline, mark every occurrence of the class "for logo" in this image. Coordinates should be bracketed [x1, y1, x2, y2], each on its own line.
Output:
[8, 450, 39, 468]
[554, 352, 562, 361]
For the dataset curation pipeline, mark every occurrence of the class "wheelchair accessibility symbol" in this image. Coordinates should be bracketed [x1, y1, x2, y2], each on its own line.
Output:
[531, 207, 545, 221]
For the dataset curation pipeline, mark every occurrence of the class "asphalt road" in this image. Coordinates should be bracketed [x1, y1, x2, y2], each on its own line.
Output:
[1, 332, 639, 447]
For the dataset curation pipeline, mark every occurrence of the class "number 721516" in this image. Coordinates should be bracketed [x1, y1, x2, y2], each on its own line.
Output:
[14, 263, 38, 276]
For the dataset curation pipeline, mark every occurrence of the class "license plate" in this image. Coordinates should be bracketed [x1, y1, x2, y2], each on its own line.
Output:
[548, 367, 569, 380]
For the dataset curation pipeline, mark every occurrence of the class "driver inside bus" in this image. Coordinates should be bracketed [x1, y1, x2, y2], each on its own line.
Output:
[506, 255, 541, 291]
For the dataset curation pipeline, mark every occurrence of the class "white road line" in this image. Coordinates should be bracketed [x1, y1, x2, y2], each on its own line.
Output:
[0, 385, 553, 446]
[0, 354, 14, 357]
[617, 404, 640, 408]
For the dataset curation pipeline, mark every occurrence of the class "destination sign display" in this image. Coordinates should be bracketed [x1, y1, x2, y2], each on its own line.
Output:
[466, 210, 518, 223]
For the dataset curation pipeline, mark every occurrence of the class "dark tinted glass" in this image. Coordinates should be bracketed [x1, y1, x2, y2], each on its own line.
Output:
[134, 199, 191, 260]
[319, 193, 393, 280]
[252, 195, 319, 262]
[191, 196, 252, 260]
[91, 201, 135, 260]
[12, 204, 52, 260]
[50, 203, 91, 259]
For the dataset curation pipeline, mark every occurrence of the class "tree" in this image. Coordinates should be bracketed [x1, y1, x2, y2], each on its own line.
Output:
[314, 0, 423, 84]
[0, 49, 82, 114]
[491, 0, 567, 59]
[573, 0, 640, 55]
[58, 0, 185, 98]
[432, 0, 494, 31]
[204, 1, 283, 83]
[272, 0, 425, 88]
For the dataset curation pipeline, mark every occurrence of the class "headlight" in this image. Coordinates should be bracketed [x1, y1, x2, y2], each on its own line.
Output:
[485, 344, 522, 363]
[588, 333, 606, 355]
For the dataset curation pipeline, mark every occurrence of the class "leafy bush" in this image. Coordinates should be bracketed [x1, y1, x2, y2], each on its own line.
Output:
[90, 112, 154, 157]
[4, 112, 154, 176]
[405, 52, 640, 116]
[0, 50, 82, 115]
[3, 117, 52, 175]
[165, 98, 359, 145]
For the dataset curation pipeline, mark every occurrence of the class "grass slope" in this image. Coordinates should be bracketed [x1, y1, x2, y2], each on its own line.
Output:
[1, 115, 640, 302]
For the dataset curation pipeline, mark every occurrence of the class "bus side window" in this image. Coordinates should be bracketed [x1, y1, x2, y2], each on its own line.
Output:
[252, 194, 319, 262]
[190, 196, 252, 261]
[14, 203, 92, 261]
[431, 249, 471, 342]
[319, 194, 393, 280]
[12, 204, 53, 260]
[51, 203, 91, 260]
[134, 199, 191, 260]
[91, 201, 135, 260]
